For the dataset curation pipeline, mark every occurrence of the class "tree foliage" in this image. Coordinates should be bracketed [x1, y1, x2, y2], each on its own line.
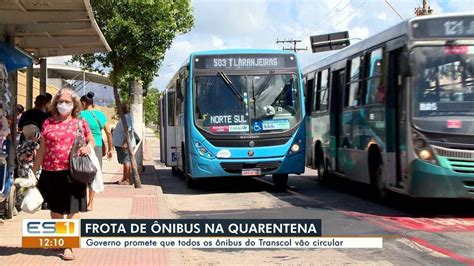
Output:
[143, 88, 161, 126]
[71, 0, 194, 187]
[72, 0, 194, 86]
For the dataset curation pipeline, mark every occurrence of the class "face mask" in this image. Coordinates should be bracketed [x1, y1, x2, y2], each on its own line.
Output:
[57, 103, 74, 115]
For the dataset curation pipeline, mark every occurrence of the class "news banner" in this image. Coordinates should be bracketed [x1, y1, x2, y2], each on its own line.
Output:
[22, 219, 383, 249]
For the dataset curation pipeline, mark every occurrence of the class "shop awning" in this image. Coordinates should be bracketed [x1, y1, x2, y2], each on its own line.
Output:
[0, 41, 32, 71]
[0, 0, 111, 58]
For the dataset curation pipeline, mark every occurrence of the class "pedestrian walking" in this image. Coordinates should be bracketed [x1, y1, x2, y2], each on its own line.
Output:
[113, 104, 136, 185]
[79, 91, 113, 211]
[32, 88, 95, 261]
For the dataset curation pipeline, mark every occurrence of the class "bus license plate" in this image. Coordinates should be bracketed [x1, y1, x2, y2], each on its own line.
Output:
[242, 168, 261, 176]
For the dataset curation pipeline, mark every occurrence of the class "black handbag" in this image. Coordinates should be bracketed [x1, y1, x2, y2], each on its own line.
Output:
[69, 120, 97, 184]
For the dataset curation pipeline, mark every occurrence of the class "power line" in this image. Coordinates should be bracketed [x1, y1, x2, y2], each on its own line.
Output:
[384, 0, 404, 20]
[311, 0, 345, 29]
[304, 0, 352, 37]
[332, 0, 367, 28]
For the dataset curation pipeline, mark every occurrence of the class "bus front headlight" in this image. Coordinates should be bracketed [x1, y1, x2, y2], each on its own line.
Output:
[291, 143, 300, 153]
[412, 131, 438, 165]
[193, 140, 214, 159]
[288, 139, 302, 154]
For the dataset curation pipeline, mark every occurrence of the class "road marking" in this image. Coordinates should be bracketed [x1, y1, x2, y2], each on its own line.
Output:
[254, 176, 474, 264]
[342, 211, 474, 265]
[407, 236, 474, 265]
[342, 211, 474, 233]
[396, 238, 449, 258]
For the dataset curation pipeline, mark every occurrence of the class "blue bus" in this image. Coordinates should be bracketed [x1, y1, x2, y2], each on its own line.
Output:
[160, 49, 306, 189]
[304, 13, 474, 199]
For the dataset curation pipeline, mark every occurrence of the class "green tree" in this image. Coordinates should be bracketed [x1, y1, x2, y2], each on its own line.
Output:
[143, 88, 161, 126]
[72, 0, 193, 188]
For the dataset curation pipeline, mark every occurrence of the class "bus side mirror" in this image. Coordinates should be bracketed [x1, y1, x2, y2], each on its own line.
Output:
[399, 51, 412, 77]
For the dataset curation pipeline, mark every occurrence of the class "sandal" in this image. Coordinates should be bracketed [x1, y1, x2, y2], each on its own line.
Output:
[62, 248, 75, 261]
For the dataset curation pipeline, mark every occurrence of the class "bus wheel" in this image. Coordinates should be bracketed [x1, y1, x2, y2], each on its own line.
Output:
[4, 185, 16, 219]
[186, 175, 197, 189]
[317, 158, 328, 185]
[171, 166, 179, 176]
[372, 163, 388, 201]
[272, 174, 288, 192]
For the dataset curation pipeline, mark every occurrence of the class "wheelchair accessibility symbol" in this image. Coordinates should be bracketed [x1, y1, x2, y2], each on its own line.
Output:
[171, 152, 177, 162]
[253, 122, 262, 132]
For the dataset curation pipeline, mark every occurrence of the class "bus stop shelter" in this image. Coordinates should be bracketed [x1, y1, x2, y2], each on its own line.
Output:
[0, 0, 110, 173]
[0, 0, 110, 108]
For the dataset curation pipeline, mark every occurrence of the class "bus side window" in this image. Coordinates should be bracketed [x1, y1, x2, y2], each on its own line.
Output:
[365, 48, 385, 104]
[167, 91, 176, 126]
[346, 56, 362, 107]
[304, 76, 313, 114]
[318, 69, 329, 111]
[314, 72, 320, 111]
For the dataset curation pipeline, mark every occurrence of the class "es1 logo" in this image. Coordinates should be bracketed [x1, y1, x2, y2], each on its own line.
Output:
[23, 219, 79, 236]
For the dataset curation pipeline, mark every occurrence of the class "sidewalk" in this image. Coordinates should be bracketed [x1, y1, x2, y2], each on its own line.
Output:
[0, 128, 176, 265]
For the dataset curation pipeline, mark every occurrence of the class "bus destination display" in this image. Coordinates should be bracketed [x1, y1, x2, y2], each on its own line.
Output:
[412, 16, 474, 39]
[194, 54, 296, 70]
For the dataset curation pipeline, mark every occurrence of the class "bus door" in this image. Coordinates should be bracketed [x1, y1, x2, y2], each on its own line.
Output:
[164, 90, 178, 167]
[332, 69, 346, 173]
[387, 47, 406, 188]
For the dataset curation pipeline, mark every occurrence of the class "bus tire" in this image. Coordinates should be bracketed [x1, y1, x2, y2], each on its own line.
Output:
[4, 184, 16, 219]
[186, 175, 197, 189]
[316, 151, 328, 185]
[171, 166, 179, 176]
[369, 153, 388, 202]
[272, 174, 288, 192]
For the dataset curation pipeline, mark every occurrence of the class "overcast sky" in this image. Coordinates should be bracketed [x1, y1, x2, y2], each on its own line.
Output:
[153, 0, 474, 90]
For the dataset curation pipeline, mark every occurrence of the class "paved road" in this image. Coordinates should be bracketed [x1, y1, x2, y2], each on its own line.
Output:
[154, 163, 473, 264]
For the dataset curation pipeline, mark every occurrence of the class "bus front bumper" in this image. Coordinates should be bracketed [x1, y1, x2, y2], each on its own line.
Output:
[188, 152, 305, 179]
[409, 159, 474, 199]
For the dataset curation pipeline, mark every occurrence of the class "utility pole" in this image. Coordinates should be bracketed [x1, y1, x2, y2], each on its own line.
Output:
[276, 39, 307, 53]
[415, 0, 433, 16]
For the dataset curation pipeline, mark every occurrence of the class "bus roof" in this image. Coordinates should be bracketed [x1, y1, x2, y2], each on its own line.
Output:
[302, 12, 474, 75]
[165, 49, 300, 89]
[190, 48, 297, 57]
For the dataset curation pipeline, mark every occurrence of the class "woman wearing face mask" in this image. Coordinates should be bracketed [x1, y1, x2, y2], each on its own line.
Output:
[33, 88, 95, 261]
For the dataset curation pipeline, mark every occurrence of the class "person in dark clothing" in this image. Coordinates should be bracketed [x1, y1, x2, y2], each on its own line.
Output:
[18, 95, 49, 131]
[45, 93, 53, 117]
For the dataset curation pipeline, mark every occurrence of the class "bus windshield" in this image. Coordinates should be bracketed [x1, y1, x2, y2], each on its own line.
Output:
[412, 45, 474, 135]
[194, 73, 300, 135]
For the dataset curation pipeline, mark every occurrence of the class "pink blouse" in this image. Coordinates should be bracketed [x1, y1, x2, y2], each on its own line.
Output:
[41, 117, 91, 171]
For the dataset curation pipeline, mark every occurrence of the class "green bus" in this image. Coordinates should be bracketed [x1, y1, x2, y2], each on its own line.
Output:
[304, 13, 474, 199]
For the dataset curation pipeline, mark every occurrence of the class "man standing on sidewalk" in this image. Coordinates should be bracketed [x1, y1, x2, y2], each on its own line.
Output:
[113, 104, 136, 185]
[18, 95, 48, 131]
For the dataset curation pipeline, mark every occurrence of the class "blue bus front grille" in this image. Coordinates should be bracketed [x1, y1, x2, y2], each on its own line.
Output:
[220, 161, 282, 174]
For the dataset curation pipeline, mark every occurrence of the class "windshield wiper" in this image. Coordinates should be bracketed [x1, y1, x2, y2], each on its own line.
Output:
[253, 75, 273, 99]
[218, 71, 243, 101]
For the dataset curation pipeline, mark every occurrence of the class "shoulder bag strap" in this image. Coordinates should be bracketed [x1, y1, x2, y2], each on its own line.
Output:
[89, 110, 103, 130]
